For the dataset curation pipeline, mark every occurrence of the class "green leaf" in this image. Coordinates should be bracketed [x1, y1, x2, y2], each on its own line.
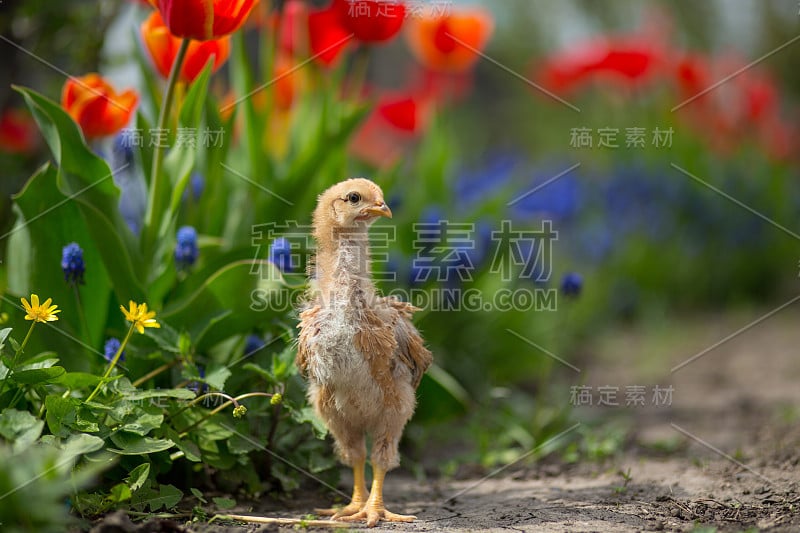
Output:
[57, 372, 101, 389]
[120, 407, 164, 436]
[45, 395, 76, 437]
[272, 344, 295, 381]
[74, 406, 100, 432]
[227, 431, 262, 455]
[108, 433, 175, 455]
[125, 463, 150, 493]
[194, 420, 234, 442]
[292, 407, 328, 438]
[60, 433, 105, 458]
[204, 366, 231, 391]
[131, 26, 162, 130]
[308, 450, 338, 474]
[242, 362, 274, 384]
[413, 364, 470, 424]
[0, 328, 12, 352]
[121, 387, 196, 401]
[109, 483, 132, 503]
[148, 484, 183, 511]
[10, 163, 112, 353]
[12, 364, 66, 385]
[160, 260, 288, 350]
[0, 408, 44, 450]
[148, 60, 212, 282]
[175, 438, 202, 462]
[16, 87, 145, 303]
[230, 32, 266, 181]
[189, 487, 206, 503]
[179, 58, 214, 128]
[212, 496, 236, 509]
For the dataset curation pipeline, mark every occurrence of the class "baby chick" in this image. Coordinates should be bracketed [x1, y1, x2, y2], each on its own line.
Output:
[296, 178, 432, 527]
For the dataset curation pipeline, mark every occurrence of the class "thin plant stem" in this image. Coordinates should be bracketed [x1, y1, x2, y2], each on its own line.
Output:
[143, 37, 191, 265]
[0, 322, 36, 399]
[131, 358, 181, 388]
[85, 324, 135, 403]
[176, 392, 274, 437]
[264, 400, 283, 474]
[8, 387, 25, 409]
[72, 284, 91, 344]
[347, 44, 370, 101]
[16, 321, 36, 359]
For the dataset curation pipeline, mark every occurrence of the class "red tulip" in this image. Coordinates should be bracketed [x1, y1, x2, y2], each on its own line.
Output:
[351, 90, 430, 167]
[405, 7, 494, 72]
[0, 108, 38, 155]
[377, 96, 421, 134]
[331, 0, 405, 43]
[538, 37, 662, 93]
[675, 54, 710, 100]
[148, 0, 259, 41]
[739, 73, 778, 123]
[141, 11, 230, 82]
[61, 74, 138, 139]
[308, 3, 352, 66]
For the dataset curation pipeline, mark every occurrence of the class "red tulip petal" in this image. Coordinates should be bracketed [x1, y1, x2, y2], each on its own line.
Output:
[0, 109, 38, 154]
[406, 8, 493, 72]
[141, 11, 177, 78]
[62, 75, 138, 139]
[308, 5, 351, 66]
[181, 38, 231, 81]
[156, 0, 214, 40]
[378, 97, 417, 133]
[211, 0, 258, 38]
[332, 0, 405, 43]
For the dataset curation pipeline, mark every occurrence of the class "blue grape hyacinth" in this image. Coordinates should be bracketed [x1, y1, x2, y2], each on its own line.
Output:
[61, 242, 85, 285]
[244, 334, 266, 355]
[104, 337, 125, 363]
[174, 226, 199, 270]
[560, 272, 583, 298]
[269, 237, 293, 273]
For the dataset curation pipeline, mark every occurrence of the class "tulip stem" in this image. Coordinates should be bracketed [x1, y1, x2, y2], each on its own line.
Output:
[143, 37, 191, 271]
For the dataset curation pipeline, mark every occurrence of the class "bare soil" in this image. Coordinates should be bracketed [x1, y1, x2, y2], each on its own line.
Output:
[93, 308, 800, 532]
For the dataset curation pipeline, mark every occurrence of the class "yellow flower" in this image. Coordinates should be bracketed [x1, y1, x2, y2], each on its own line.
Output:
[21, 294, 60, 323]
[120, 300, 161, 334]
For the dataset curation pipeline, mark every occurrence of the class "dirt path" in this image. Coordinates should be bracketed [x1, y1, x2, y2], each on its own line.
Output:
[107, 308, 800, 532]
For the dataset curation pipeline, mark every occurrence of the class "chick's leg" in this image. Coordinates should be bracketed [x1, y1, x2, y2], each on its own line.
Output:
[338, 466, 416, 527]
[315, 460, 367, 517]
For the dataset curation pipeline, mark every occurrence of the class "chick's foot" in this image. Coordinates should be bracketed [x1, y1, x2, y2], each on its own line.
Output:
[337, 503, 416, 528]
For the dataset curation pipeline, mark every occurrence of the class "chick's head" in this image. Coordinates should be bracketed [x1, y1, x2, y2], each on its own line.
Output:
[314, 178, 392, 230]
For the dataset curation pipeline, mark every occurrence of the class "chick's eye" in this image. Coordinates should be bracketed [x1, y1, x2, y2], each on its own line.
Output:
[347, 192, 361, 204]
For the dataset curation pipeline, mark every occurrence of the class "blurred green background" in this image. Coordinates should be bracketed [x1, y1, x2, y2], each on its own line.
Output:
[1, 0, 798, 476]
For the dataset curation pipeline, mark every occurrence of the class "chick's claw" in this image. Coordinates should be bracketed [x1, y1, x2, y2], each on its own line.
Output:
[333, 501, 367, 519]
[337, 505, 416, 528]
[314, 500, 364, 517]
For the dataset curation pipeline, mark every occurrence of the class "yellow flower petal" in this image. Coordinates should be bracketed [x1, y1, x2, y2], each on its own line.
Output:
[21, 294, 60, 322]
[120, 300, 160, 334]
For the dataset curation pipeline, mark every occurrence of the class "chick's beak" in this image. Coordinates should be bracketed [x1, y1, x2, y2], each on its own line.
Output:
[364, 201, 392, 219]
